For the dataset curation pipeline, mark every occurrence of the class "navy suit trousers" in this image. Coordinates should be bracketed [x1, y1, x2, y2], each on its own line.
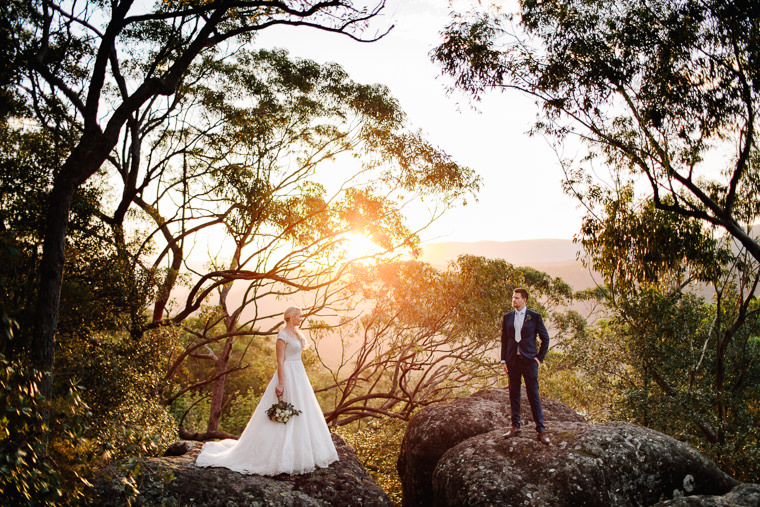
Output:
[507, 355, 545, 433]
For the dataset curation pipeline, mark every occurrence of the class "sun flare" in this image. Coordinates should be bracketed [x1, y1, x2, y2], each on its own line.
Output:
[341, 232, 384, 261]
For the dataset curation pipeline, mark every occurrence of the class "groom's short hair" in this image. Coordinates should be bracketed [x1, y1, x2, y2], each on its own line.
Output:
[514, 288, 529, 302]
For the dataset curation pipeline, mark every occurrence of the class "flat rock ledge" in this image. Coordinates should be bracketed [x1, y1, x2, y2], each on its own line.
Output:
[91, 433, 391, 506]
[398, 389, 751, 507]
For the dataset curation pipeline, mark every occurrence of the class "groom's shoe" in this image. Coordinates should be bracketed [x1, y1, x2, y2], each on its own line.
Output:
[503, 427, 521, 438]
[537, 431, 550, 445]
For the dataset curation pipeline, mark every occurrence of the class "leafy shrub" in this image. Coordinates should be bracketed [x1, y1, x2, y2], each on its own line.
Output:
[57, 329, 178, 460]
[0, 354, 90, 505]
[96, 395, 177, 459]
[701, 427, 760, 483]
[337, 417, 407, 506]
[219, 389, 263, 435]
[167, 393, 212, 434]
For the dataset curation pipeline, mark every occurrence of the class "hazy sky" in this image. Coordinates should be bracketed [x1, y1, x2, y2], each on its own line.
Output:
[255, 0, 585, 245]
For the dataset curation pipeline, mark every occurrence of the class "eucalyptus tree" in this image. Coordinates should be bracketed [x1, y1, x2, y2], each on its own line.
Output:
[9, 0, 391, 402]
[560, 187, 760, 480]
[123, 48, 479, 439]
[312, 255, 578, 426]
[433, 0, 760, 259]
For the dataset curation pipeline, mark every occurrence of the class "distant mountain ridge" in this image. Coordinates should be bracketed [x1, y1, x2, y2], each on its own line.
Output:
[420, 239, 598, 290]
[421, 239, 583, 265]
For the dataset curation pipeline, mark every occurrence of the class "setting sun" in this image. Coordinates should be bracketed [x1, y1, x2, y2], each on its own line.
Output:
[341, 232, 384, 261]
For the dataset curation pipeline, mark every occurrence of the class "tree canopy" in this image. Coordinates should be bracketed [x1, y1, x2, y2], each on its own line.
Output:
[312, 254, 578, 426]
[6, 0, 394, 402]
[126, 47, 480, 439]
[433, 0, 760, 259]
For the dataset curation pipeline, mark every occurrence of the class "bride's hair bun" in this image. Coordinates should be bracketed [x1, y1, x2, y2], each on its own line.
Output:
[283, 306, 301, 323]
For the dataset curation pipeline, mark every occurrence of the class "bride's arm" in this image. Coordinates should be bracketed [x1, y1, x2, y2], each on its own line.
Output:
[275, 338, 286, 397]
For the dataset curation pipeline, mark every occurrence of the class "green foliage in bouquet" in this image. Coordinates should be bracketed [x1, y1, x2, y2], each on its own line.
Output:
[266, 400, 301, 424]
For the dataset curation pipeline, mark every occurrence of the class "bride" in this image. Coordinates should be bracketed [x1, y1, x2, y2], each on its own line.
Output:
[195, 306, 339, 475]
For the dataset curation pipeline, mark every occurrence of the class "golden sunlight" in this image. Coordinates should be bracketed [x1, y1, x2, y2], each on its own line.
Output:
[341, 232, 384, 262]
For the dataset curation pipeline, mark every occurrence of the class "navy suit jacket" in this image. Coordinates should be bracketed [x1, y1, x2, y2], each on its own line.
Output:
[500, 308, 550, 366]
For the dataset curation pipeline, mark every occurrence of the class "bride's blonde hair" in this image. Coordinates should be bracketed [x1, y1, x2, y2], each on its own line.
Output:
[283, 306, 306, 346]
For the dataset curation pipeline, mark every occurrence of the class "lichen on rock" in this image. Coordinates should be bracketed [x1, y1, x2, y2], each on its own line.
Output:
[91, 433, 391, 506]
[398, 389, 747, 507]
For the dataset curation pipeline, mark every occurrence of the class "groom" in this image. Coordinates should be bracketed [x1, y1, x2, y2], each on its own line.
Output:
[500, 288, 551, 445]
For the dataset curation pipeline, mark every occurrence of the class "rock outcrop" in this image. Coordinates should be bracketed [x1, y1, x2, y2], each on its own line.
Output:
[398, 389, 743, 507]
[397, 388, 585, 505]
[92, 433, 391, 506]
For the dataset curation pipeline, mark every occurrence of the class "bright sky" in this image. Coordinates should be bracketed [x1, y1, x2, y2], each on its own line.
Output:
[254, 0, 585, 245]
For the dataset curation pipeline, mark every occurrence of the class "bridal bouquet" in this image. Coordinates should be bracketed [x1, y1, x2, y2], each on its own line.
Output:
[266, 399, 302, 424]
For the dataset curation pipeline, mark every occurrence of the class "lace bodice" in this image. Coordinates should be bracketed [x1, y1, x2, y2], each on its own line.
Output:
[277, 329, 303, 361]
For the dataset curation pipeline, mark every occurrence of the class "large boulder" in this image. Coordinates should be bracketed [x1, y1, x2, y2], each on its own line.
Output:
[397, 388, 585, 506]
[92, 433, 391, 506]
[433, 421, 737, 506]
[398, 389, 742, 507]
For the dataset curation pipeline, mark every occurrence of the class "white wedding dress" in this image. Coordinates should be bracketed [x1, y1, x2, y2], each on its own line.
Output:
[195, 329, 339, 475]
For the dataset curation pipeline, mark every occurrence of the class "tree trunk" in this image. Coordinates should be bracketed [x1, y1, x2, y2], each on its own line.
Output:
[715, 336, 727, 445]
[207, 337, 235, 432]
[31, 176, 76, 401]
[31, 133, 108, 414]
